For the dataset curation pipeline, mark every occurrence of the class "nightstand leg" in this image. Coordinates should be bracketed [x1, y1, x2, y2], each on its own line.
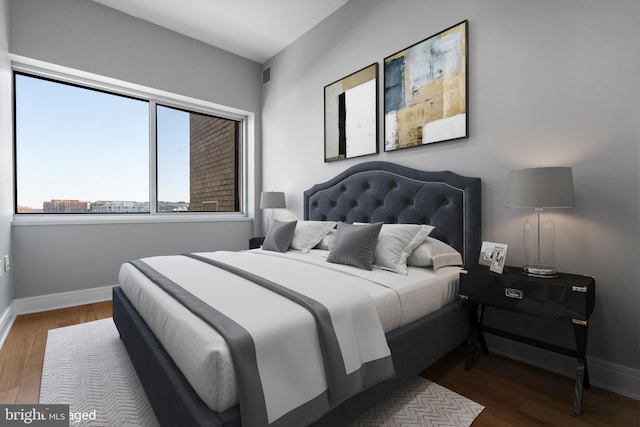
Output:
[465, 325, 479, 371]
[574, 364, 584, 415]
[584, 364, 590, 389]
[477, 305, 489, 354]
[465, 303, 487, 370]
[573, 322, 590, 415]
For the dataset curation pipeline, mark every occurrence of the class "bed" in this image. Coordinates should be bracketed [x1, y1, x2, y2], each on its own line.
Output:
[112, 161, 481, 427]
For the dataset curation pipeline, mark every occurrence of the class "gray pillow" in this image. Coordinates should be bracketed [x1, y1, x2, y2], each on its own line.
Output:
[327, 222, 383, 270]
[262, 220, 297, 252]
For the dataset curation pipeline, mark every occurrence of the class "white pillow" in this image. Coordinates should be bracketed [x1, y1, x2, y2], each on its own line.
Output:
[290, 221, 337, 253]
[373, 224, 434, 275]
[406, 237, 463, 271]
[315, 229, 336, 251]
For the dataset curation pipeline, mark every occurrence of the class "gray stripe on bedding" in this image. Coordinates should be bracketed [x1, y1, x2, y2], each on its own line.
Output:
[128, 259, 269, 427]
[184, 253, 395, 406]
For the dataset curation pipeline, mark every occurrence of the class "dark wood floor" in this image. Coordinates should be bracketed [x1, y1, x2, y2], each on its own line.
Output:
[422, 346, 639, 426]
[1, 301, 638, 426]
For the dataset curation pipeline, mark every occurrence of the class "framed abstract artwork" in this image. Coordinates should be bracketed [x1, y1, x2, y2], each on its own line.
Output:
[324, 63, 378, 162]
[384, 20, 468, 152]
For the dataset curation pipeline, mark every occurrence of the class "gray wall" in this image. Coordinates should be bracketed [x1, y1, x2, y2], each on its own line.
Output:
[9, 0, 259, 113]
[0, 0, 12, 314]
[12, 219, 252, 297]
[8, 0, 262, 298]
[262, 0, 640, 385]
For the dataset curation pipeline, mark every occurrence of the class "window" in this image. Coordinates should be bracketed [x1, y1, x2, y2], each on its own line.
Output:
[14, 71, 243, 215]
[15, 73, 149, 213]
[157, 105, 240, 213]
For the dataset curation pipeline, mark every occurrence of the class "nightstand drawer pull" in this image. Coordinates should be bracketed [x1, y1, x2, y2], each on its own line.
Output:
[505, 288, 523, 299]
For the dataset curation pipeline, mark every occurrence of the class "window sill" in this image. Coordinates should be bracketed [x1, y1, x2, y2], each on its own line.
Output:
[11, 213, 252, 227]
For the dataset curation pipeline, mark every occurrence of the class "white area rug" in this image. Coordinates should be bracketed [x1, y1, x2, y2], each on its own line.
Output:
[349, 377, 484, 427]
[40, 318, 158, 426]
[41, 318, 484, 426]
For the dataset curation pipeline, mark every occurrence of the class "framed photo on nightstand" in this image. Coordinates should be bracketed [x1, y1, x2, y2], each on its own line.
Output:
[478, 241, 508, 267]
[489, 246, 508, 274]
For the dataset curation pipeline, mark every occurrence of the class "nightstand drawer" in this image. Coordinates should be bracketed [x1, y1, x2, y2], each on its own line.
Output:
[460, 266, 595, 321]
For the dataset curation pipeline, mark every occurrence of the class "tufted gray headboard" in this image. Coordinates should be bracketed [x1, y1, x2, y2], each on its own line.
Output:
[304, 161, 481, 268]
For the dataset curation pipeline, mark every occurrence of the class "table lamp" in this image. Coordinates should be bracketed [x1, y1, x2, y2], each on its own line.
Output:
[260, 191, 286, 228]
[506, 167, 575, 277]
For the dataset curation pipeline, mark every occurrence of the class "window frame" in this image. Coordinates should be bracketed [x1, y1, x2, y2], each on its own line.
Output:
[12, 61, 248, 220]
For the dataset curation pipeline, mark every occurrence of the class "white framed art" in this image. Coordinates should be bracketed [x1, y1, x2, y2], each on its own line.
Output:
[489, 246, 508, 274]
[478, 241, 508, 267]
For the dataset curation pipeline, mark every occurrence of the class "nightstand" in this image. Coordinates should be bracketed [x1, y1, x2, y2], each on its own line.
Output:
[459, 265, 595, 415]
[249, 236, 265, 249]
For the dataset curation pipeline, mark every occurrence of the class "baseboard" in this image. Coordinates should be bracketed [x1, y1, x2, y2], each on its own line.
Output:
[0, 303, 17, 353]
[489, 342, 640, 401]
[0, 286, 113, 353]
[588, 357, 640, 401]
[12, 285, 113, 315]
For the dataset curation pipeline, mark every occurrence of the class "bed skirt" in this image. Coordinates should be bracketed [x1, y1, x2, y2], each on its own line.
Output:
[112, 286, 469, 426]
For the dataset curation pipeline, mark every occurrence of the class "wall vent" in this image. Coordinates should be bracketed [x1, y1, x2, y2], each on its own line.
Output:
[262, 66, 271, 86]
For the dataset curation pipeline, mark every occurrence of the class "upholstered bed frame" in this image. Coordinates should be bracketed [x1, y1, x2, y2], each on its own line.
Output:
[112, 161, 481, 426]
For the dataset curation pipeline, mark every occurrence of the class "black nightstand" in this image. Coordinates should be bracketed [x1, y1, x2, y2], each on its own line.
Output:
[249, 236, 265, 249]
[459, 265, 595, 415]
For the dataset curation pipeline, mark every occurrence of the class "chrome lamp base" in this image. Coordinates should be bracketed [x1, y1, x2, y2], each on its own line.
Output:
[523, 265, 558, 278]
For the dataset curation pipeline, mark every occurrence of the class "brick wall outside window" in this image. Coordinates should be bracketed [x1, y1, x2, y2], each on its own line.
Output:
[189, 114, 239, 212]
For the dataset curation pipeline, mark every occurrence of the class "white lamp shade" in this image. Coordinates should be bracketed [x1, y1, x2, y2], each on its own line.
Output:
[506, 167, 575, 208]
[260, 192, 286, 209]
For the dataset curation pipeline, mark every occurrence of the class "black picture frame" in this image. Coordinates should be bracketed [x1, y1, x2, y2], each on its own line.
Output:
[384, 20, 468, 152]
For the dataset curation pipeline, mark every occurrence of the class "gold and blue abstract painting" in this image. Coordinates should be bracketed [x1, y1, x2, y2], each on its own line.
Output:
[384, 20, 468, 151]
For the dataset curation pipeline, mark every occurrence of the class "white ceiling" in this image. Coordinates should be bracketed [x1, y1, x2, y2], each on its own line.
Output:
[91, 0, 350, 63]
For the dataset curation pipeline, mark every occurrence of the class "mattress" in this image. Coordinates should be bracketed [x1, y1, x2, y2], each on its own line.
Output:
[118, 249, 460, 413]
